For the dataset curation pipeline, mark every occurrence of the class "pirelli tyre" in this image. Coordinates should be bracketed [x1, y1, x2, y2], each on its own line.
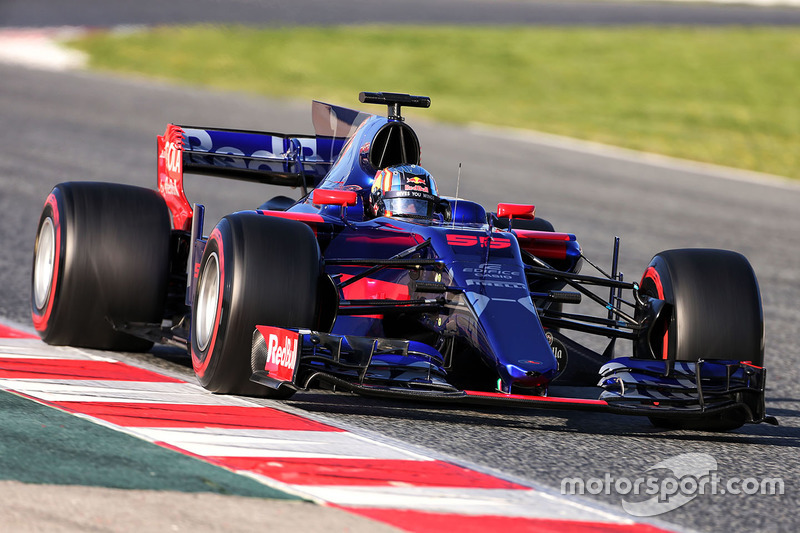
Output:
[31, 182, 171, 351]
[494, 217, 555, 232]
[635, 248, 764, 431]
[191, 212, 321, 397]
[636, 248, 763, 364]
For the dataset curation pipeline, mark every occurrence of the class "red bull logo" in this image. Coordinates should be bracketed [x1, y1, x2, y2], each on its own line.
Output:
[407, 176, 426, 185]
[257, 326, 299, 382]
[267, 334, 297, 368]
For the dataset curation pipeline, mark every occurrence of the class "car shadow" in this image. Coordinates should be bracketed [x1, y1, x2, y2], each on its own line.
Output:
[286, 390, 800, 448]
[147, 346, 798, 447]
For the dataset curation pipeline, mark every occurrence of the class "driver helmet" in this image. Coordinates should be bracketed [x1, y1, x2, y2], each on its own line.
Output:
[370, 164, 439, 219]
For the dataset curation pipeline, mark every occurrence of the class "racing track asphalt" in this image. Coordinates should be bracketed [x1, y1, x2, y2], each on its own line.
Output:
[3, 0, 800, 27]
[1, 62, 799, 532]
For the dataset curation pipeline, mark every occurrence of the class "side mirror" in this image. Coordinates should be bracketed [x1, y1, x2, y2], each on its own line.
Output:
[312, 189, 358, 207]
[496, 203, 535, 220]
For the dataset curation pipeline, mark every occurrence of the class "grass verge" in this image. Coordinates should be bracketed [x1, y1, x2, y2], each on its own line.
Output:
[70, 25, 800, 178]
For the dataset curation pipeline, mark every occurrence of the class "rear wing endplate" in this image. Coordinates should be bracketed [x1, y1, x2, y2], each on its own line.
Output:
[157, 124, 347, 231]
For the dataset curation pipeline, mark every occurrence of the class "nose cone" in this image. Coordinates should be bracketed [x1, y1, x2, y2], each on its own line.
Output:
[433, 226, 559, 392]
[464, 292, 558, 390]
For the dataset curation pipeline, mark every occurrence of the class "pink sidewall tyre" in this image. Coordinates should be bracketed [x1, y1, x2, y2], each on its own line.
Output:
[191, 212, 320, 397]
[31, 182, 171, 351]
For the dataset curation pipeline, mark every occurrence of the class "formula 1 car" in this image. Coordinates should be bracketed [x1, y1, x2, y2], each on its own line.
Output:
[31, 92, 775, 431]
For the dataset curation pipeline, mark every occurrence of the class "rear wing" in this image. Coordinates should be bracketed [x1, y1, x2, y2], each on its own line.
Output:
[157, 124, 347, 231]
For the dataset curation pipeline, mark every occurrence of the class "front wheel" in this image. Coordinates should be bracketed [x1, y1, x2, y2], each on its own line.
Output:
[635, 248, 763, 364]
[191, 213, 321, 397]
[635, 248, 764, 431]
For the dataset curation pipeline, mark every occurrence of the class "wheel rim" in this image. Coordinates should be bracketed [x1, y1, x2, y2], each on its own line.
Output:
[195, 252, 220, 352]
[33, 217, 56, 311]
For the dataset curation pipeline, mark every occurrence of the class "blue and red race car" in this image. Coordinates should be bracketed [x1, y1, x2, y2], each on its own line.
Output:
[31, 92, 774, 431]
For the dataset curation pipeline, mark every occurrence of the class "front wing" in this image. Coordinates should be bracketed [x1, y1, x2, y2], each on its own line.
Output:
[250, 326, 776, 426]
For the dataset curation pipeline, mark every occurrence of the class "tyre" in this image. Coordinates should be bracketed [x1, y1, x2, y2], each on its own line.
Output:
[191, 212, 321, 397]
[495, 217, 555, 232]
[636, 248, 763, 364]
[31, 182, 171, 351]
[635, 248, 763, 431]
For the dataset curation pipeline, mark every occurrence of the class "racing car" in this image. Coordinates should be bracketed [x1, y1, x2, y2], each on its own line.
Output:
[31, 92, 775, 431]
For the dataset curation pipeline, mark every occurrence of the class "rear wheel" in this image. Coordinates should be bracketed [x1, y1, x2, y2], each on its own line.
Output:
[495, 217, 555, 232]
[191, 213, 321, 397]
[635, 248, 763, 430]
[31, 182, 171, 351]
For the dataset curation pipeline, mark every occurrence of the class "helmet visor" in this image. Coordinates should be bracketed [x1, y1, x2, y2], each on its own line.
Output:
[384, 197, 434, 218]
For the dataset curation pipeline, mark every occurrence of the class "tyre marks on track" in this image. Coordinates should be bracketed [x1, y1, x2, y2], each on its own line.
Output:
[0, 329, 677, 533]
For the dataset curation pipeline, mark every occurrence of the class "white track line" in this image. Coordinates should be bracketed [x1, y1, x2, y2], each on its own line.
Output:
[130, 427, 432, 460]
[469, 122, 800, 190]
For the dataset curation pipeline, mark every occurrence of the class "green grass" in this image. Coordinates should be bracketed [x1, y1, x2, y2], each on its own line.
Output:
[69, 25, 800, 178]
